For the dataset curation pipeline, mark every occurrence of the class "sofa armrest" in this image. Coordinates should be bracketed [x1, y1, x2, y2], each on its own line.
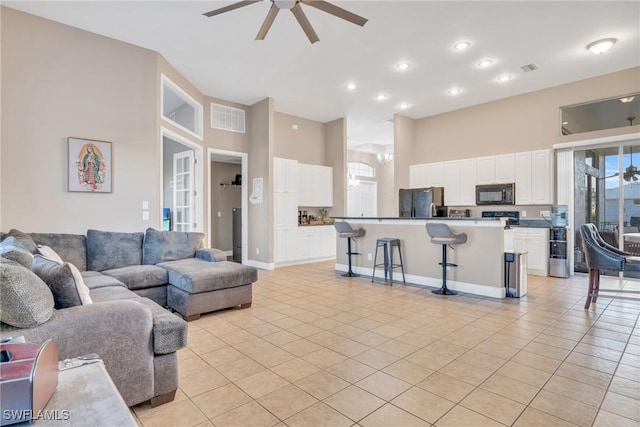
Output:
[195, 248, 227, 262]
[1, 300, 155, 406]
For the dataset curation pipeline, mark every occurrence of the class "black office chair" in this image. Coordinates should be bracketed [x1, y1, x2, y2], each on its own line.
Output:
[580, 223, 640, 308]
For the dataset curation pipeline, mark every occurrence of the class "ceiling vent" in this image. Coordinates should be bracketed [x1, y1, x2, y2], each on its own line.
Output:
[211, 103, 246, 133]
[521, 63, 538, 72]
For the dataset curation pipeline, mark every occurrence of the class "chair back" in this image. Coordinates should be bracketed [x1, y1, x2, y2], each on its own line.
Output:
[580, 224, 625, 271]
[334, 221, 354, 233]
[426, 223, 453, 238]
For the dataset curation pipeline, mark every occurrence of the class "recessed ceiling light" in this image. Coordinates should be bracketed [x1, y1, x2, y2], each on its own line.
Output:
[620, 96, 636, 103]
[396, 62, 411, 71]
[375, 93, 388, 101]
[346, 83, 356, 90]
[398, 102, 410, 109]
[586, 38, 617, 54]
[453, 41, 471, 51]
[496, 74, 512, 82]
[447, 88, 462, 95]
[477, 59, 493, 68]
[562, 121, 569, 125]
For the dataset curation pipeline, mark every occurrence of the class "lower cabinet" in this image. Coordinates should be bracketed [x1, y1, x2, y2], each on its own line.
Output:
[274, 226, 298, 263]
[512, 227, 549, 276]
[298, 226, 336, 261]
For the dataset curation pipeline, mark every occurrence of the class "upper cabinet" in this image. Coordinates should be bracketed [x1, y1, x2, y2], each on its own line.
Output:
[515, 149, 554, 205]
[426, 163, 445, 187]
[495, 154, 515, 183]
[409, 164, 428, 189]
[274, 157, 298, 194]
[299, 163, 333, 207]
[476, 156, 496, 185]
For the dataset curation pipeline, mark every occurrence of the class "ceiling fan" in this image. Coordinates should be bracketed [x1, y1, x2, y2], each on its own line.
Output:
[203, 0, 368, 44]
[625, 146, 639, 182]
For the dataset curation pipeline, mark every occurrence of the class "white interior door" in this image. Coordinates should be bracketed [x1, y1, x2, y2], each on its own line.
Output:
[173, 150, 195, 231]
[347, 181, 377, 217]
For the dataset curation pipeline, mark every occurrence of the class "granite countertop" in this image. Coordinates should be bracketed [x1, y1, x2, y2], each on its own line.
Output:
[298, 223, 334, 227]
[331, 216, 501, 221]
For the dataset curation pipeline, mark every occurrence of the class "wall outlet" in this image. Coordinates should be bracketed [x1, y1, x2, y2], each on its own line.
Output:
[521, 210, 527, 218]
[256, 248, 260, 255]
[367, 253, 372, 261]
[217, 211, 222, 217]
[540, 210, 550, 218]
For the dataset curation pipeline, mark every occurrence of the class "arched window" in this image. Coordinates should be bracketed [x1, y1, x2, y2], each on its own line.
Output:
[347, 162, 375, 178]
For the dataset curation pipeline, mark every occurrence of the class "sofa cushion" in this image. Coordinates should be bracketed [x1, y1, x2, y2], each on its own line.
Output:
[102, 265, 168, 290]
[0, 236, 33, 269]
[30, 233, 87, 271]
[82, 272, 128, 290]
[87, 230, 144, 272]
[36, 245, 64, 263]
[6, 229, 38, 253]
[143, 228, 204, 265]
[158, 258, 258, 294]
[0, 258, 55, 328]
[32, 255, 92, 308]
[132, 298, 187, 355]
[89, 285, 141, 303]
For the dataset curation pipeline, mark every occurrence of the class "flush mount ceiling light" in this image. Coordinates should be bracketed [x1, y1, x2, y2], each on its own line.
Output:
[496, 74, 512, 82]
[620, 96, 636, 103]
[375, 93, 388, 101]
[346, 83, 356, 90]
[447, 88, 462, 95]
[477, 59, 493, 68]
[453, 41, 471, 51]
[586, 38, 617, 54]
[396, 62, 411, 71]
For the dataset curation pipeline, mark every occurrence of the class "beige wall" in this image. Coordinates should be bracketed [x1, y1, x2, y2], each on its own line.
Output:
[274, 112, 326, 164]
[410, 67, 640, 164]
[210, 162, 241, 251]
[324, 118, 346, 216]
[1, 8, 158, 233]
[393, 114, 416, 199]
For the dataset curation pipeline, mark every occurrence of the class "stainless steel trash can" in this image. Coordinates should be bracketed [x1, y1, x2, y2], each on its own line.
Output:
[504, 251, 528, 297]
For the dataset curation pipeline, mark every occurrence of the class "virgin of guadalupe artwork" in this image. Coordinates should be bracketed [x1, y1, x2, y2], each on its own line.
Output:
[68, 138, 112, 193]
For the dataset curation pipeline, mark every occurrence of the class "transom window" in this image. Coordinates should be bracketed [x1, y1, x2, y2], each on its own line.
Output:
[347, 162, 375, 178]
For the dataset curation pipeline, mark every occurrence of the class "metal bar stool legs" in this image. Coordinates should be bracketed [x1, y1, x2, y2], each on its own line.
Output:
[343, 236, 360, 277]
[433, 243, 458, 295]
[372, 238, 406, 285]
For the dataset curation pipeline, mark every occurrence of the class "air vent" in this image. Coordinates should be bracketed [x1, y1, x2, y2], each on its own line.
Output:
[211, 103, 246, 133]
[521, 63, 538, 72]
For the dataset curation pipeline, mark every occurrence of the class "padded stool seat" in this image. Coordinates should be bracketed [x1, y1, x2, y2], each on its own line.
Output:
[426, 223, 467, 296]
[335, 221, 365, 277]
[372, 238, 405, 285]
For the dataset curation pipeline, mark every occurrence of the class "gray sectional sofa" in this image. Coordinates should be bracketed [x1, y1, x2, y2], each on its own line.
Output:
[0, 228, 258, 407]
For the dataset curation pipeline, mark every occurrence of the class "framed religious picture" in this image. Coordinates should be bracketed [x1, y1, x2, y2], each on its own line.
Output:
[68, 137, 113, 193]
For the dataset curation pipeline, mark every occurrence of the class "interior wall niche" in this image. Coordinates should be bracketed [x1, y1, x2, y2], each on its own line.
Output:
[561, 93, 639, 135]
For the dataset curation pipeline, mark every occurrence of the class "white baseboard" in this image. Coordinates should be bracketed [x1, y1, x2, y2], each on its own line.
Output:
[276, 256, 336, 268]
[335, 263, 506, 299]
[246, 260, 275, 270]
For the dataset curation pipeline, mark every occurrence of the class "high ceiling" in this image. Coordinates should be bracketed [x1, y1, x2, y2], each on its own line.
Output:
[4, 1, 639, 153]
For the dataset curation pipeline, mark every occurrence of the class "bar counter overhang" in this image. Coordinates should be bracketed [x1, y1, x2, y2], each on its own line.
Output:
[332, 217, 509, 298]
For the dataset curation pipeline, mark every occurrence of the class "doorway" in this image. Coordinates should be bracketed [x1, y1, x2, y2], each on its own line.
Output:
[160, 127, 203, 232]
[347, 180, 377, 217]
[208, 149, 248, 264]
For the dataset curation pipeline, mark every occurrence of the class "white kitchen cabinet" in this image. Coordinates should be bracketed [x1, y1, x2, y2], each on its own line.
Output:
[444, 161, 461, 205]
[298, 226, 336, 261]
[459, 158, 477, 205]
[476, 156, 496, 185]
[299, 163, 333, 207]
[515, 149, 554, 205]
[409, 164, 428, 189]
[274, 157, 298, 194]
[512, 227, 549, 276]
[426, 162, 445, 187]
[495, 153, 515, 183]
[274, 227, 298, 263]
[274, 157, 299, 264]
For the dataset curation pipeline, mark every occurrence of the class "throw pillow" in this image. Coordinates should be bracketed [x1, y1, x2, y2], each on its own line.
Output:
[0, 258, 55, 328]
[32, 255, 93, 309]
[86, 229, 144, 271]
[6, 229, 37, 253]
[143, 228, 204, 265]
[37, 245, 64, 263]
[0, 236, 34, 269]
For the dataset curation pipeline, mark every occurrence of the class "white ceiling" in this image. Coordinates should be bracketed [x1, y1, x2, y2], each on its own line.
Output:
[5, 1, 639, 152]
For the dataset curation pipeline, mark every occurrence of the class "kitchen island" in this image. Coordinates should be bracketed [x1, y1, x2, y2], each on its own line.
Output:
[332, 217, 510, 298]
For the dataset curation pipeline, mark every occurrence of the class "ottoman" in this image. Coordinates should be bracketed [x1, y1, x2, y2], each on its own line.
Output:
[158, 258, 258, 321]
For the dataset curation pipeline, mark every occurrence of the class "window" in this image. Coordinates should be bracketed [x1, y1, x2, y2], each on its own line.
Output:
[347, 162, 375, 178]
[161, 74, 203, 140]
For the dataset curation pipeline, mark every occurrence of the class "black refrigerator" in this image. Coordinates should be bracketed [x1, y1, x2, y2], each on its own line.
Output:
[399, 187, 444, 217]
[232, 207, 241, 263]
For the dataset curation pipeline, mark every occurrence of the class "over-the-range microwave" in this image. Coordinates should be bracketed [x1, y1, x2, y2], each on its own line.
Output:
[476, 183, 515, 205]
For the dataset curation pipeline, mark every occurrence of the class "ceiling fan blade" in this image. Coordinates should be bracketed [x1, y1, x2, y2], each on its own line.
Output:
[203, 0, 262, 17]
[291, 3, 319, 43]
[256, 3, 280, 40]
[300, 0, 367, 26]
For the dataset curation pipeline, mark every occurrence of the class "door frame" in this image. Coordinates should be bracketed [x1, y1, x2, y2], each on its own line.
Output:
[208, 148, 248, 264]
[160, 126, 204, 232]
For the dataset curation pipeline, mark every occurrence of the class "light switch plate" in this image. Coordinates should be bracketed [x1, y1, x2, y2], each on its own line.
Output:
[142, 211, 149, 221]
[142, 200, 149, 210]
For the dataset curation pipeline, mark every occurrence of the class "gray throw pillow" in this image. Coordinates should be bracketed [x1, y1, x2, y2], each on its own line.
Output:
[143, 228, 204, 265]
[32, 255, 92, 309]
[86, 229, 144, 271]
[0, 236, 34, 269]
[0, 258, 55, 328]
[6, 229, 37, 253]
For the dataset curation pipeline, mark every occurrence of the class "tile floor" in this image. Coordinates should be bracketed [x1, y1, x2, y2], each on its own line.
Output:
[131, 261, 640, 427]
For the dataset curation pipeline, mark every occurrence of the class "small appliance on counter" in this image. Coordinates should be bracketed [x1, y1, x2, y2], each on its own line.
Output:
[481, 210, 520, 226]
[399, 187, 444, 218]
[476, 183, 515, 205]
[448, 209, 470, 218]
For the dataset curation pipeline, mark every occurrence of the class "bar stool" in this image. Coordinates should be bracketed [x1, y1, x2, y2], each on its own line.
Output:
[372, 238, 406, 285]
[426, 223, 467, 295]
[334, 221, 365, 277]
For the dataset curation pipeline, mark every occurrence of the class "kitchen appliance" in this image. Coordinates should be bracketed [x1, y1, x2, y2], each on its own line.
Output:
[448, 208, 470, 218]
[481, 210, 520, 226]
[399, 187, 444, 218]
[476, 183, 515, 205]
[549, 227, 569, 278]
[232, 207, 241, 262]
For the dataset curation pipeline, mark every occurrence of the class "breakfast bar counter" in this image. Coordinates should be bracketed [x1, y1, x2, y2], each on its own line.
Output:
[332, 217, 509, 298]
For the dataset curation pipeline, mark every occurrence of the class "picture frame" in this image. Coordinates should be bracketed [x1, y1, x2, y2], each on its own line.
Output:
[68, 137, 112, 193]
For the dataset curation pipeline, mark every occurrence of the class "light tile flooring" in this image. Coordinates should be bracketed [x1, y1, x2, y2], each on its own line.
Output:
[132, 262, 640, 427]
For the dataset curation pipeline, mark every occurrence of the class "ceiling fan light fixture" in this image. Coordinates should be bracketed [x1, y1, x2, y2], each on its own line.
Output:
[273, 0, 296, 10]
[586, 38, 617, 55]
